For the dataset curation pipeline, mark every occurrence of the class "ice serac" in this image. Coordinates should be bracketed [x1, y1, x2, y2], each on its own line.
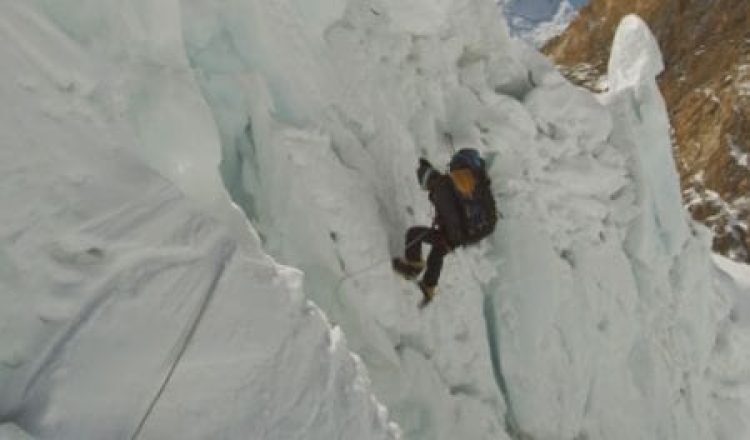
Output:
[604, 15, 690, 274]
[607, 15, 663, 93]
[487, 12, 732, 440]
[0, 2, 397, 439]
[605, 14, 750, 432]
[599, 15, 721, 439]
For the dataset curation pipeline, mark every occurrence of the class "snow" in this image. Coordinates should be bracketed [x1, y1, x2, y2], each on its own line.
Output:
[710, 256, 750, 438]
[0, 2, 396, 439]
[0, 424, 34, 440]
[714, 256, 750, 329]
[607, 15, 664, 94]
[729, 137, 750, 169]
[499, 0, 588, 47]
[604, 15, 689, 258]
[1, 2, 749, 440]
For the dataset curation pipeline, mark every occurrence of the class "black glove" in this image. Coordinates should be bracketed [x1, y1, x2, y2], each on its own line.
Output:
[416, 158, 434, 185]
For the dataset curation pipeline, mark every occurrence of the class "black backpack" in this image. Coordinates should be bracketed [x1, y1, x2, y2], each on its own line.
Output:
[448, 149, 497, 245]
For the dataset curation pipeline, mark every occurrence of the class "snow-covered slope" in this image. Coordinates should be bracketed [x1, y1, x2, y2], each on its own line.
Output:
[499, 0, 588, 46]
[1, 1, 748, 440]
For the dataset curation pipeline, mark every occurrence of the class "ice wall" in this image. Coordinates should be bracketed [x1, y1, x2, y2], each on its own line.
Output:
[181, 1, 524, 438]
[30, 0, 258, 251]
[710, 255, 750, 438]
[1, 0, 746, 439]
[188, 3, 741, 440]
[0, 2, 396, 439]
[487, 15, 724, 438]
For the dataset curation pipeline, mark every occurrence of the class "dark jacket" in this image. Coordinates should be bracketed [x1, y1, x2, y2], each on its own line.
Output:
[428, 173, 463, 247]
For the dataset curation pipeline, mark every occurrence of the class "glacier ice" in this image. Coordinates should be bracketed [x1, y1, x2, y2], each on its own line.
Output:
[0, 1, 749, 440]
[187, 1, 746, 439]
[0, 2, 396, 439]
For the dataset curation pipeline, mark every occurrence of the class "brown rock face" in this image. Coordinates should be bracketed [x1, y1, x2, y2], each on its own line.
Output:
[544, 0, 750, 261]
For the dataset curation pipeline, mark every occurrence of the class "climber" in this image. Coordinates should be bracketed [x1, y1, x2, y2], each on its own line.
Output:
[393, 149, 497, 307]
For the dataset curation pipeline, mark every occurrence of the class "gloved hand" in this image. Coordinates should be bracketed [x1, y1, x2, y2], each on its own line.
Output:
[417, 158, 433, 175]
[416, 158, 435, 189]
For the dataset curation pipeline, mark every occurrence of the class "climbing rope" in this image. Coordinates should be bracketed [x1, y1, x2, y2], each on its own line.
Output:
[130, 253, 230, 440]
[333, 227, 434, 296]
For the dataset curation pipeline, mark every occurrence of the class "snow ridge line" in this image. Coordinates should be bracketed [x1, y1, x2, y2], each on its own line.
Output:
[130, 240, 236, 440]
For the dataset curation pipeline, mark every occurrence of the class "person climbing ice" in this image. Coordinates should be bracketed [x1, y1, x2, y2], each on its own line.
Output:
[393, 148, 498, 308]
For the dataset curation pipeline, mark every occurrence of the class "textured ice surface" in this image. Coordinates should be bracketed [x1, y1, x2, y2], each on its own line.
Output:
[188, 2, 746, 439]
[0, 3, 396, 439]
[0, 2, 748, 440]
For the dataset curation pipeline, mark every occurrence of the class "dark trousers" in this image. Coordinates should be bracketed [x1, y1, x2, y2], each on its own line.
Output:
[405, 226, 449, 288]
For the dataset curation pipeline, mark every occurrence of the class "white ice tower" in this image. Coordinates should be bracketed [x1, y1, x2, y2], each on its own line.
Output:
[0, 1, 748, 439]
[490, 14, 725, 438]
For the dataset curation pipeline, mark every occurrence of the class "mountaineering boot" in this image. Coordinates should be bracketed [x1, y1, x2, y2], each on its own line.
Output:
[392, 257, 425, 280]
[418, 281, 436, 308]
